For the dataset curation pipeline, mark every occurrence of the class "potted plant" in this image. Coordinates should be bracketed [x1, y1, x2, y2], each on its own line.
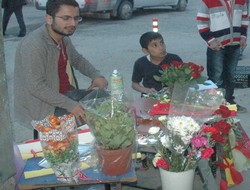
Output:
[81, 95, 136, 176]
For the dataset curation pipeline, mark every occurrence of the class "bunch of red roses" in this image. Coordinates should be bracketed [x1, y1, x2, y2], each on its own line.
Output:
[154, 61, 207, 90]
[210, 105, 235, 158]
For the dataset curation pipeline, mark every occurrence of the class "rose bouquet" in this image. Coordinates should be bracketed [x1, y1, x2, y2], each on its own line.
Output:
[206, 105, 245, 187]
[153, 61, 207, 94]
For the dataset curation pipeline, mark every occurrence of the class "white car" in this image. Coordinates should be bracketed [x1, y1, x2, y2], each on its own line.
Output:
[34, 0, 85, 10]
[34, 0, 188, 20]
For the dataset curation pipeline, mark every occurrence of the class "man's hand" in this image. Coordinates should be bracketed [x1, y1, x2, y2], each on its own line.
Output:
[88, 76, 108, 90]
[210, 40, 222, 51]
[70, 104, 86, 125]
[240, 37, 247, 49]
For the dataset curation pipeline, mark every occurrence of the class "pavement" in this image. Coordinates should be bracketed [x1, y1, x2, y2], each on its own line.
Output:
[2, 2, 250, 190]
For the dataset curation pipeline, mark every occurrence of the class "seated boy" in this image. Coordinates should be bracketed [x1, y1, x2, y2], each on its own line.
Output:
[131, 32, 182, 96]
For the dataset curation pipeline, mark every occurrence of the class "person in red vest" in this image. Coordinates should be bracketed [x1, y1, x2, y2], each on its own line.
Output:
[196, 0, 249, 113]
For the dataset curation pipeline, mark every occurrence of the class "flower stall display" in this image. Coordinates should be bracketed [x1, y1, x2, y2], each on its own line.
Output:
[135, 60, 250, 189]
[32, 114, 80, 183]
[143, 97, 250, 190]
[80, 90, 137, 176]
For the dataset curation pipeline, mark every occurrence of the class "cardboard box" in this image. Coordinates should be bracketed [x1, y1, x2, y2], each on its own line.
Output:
[235, 66, 250, 88]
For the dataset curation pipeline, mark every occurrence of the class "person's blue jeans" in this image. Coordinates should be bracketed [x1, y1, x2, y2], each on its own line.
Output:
[206, 45, 240, 103]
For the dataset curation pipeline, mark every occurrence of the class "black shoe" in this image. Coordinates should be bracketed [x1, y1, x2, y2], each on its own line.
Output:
[236, 104, 247, 113]
[17, 34, 25, 37]
[227, 100, 247, 113]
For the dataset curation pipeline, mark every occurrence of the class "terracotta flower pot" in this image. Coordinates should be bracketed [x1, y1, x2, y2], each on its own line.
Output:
[95, 145, 133, 176]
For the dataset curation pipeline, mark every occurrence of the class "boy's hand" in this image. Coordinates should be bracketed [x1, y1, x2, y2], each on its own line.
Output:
[144, 87, 157, 94]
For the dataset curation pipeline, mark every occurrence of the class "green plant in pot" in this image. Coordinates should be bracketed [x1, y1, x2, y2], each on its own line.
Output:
[82, 97, 136, 176]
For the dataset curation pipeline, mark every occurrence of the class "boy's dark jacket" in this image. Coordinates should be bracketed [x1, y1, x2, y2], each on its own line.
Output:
[1, 0, 27, 9]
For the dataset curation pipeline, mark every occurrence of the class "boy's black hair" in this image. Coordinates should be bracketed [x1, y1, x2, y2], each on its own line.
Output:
[46, 0, 79, 17]
[139, 32, 163, 49]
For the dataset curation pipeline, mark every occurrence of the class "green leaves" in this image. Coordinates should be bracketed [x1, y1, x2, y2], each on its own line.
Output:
[44, 140, 79, 166]
[85, 99, 136, 150]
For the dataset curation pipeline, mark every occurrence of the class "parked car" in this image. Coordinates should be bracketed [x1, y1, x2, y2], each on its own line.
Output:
[34, 0, 188, 20]
[34, 0, 85, 10]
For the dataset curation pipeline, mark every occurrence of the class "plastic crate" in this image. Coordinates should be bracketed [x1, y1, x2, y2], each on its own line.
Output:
[234, 66, 250, 88]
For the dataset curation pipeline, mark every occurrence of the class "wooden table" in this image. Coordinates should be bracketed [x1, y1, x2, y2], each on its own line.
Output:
[16, 131, 137, 190]
[17, 156, 137, 190]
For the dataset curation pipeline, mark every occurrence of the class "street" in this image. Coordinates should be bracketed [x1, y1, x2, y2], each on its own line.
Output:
[3, 1, 250, 189]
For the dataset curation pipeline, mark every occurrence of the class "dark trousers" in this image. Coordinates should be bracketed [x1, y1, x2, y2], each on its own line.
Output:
[206, 45, 240, 103]
[2, 6, 26, 35]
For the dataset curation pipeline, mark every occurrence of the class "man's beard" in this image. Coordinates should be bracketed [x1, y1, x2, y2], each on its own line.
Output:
[51, 25, 75, 37]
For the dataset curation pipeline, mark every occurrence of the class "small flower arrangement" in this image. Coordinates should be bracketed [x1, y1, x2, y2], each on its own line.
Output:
[152, 116, 217, 172]
[153, 61, 207, 90]
[150, 85, 226, 172]
[151, 105, 240, 174]
[32, 114, 80, 183]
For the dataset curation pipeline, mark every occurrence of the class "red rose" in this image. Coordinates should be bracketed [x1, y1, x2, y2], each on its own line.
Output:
[156, 158, 169, 170]
[192, 72, 201, 79]
[214, 105, 231, 118]
[213, 120, 232, 134]
[211, 133, 227, 144]
[201, 147, 214, 159]
[161, 64, 169, 70]
[171, 61, 182, 68]
[202, 126, 218, 135]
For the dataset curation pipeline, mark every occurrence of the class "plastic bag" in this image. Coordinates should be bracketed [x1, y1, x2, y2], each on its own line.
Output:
[32, 114, 80, 183]
[80, 89, 137, 176]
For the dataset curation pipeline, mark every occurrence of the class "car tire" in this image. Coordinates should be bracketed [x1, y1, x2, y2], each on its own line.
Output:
[176, 0, 187, 11]
[117, 0, 133, 20]
[34, 1, 45, 10]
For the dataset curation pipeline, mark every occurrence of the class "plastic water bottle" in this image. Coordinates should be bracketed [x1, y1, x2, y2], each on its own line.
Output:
[110, 69, 124, 100]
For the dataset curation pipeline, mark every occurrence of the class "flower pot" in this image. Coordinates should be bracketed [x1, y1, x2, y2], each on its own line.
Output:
[95, 145, 133, 176]
[159, 168, 195, 190]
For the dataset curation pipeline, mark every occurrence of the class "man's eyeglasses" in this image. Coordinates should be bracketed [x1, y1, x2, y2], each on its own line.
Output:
[54, 15, 83, 22]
